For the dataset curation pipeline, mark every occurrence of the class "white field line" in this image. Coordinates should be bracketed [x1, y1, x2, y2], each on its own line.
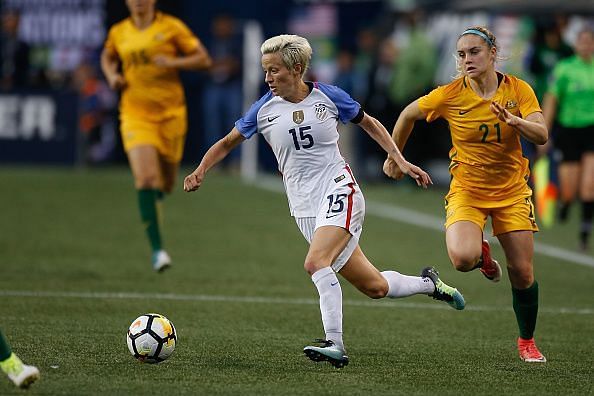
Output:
[1, 290, 592, 315]
[251, 177, 594, 268]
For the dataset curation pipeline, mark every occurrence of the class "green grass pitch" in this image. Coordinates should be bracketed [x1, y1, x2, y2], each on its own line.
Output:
[0, 166, 592, 395]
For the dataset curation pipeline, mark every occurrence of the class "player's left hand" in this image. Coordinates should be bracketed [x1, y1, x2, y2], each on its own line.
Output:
[490, 101, 519, 126]
[384, 157, 432, 188]
[153, 54, 175, 68]
[397, 160, 433, 189]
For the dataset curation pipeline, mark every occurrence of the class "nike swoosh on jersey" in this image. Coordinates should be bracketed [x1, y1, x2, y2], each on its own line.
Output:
[325, 213, 341, 219]
[458, 109, 471, 115]
[267, 115, 281, 122]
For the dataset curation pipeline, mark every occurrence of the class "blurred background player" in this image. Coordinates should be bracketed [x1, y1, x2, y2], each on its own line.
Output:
[523, 18, 573, 228]
[184, 34, 465, 368]
[101, 0, 212, 271]
[384, 26, 549, 363]
[73, 62, 118, 164]
[202, 13, 243, 169]
[0, 8, 30, 91]
[542, 27, 594, 252]
[0, 328, 39, 388]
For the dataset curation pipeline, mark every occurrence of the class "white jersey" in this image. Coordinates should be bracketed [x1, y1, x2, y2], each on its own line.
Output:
[236, 82, 362, 217]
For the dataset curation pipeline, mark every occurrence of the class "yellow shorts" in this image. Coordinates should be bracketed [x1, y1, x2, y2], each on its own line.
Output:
[120, 113, 187, 163]
[444, 190, 539, 236]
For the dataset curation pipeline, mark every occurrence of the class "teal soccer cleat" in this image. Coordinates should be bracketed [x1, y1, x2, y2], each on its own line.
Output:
[421, 266, 465, 310]
[303, 339, 349, 368]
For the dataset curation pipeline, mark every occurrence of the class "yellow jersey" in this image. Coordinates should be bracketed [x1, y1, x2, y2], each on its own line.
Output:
[418, 73, 541, 200]
[104, 12, 200, 121]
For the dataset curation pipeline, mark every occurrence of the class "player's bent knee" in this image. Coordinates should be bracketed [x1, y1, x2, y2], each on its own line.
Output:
[452, 260, 473, 272]
[449, 251, 480, 272]
[303, 260, 326, 276]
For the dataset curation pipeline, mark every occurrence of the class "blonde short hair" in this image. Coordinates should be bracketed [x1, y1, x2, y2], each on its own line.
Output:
[261, 34, 312, 77]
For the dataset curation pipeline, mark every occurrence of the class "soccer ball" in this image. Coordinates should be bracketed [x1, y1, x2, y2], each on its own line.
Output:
[127, 313, 177, 363]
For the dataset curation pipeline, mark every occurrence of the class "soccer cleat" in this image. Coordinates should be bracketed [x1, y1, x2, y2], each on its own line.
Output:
[152, 250, 172, 272]
[479, 240, 502, 282]
[421, 266, 465, 310]
[303, 339, 349, 368]
[517, 337, 546, 363]
[0, 353, 40, 388]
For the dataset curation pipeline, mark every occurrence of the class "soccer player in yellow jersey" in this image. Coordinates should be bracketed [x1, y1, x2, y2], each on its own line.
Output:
[384, 26, 549, 362]
[101, 0, 212, 271]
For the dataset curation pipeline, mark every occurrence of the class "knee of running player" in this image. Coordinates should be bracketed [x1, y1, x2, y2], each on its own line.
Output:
[448, 245, 482, 272]
[507, 263, 535, 289]
[303, 254, 334, 276]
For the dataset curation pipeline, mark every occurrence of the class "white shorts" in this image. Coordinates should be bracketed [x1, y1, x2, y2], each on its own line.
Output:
[295, 182, 365, 272]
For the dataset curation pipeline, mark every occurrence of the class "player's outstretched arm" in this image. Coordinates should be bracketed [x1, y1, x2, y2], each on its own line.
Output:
[383, 99, 426, 181]
[184, 128, 245, 192]
[358, 111, 432, 188]
[100, 48, 126, 90]
[154, 40, 213, 70]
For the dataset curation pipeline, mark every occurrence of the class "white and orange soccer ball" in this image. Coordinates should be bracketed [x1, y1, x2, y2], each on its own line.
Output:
[126, 313, 177, 363]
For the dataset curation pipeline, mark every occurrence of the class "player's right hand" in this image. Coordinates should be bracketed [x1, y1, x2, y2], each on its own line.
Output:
[383, 157, 404, 180]
[183, 169, 204, 192]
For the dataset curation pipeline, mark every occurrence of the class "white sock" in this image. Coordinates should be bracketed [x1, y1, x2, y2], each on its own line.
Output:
[381, 270, 434, 298]
[311, 266, 344, 349]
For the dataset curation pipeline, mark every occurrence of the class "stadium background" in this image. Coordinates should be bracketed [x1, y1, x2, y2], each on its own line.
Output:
[0, 1, 593, 394]
[1, 0, 593, 182]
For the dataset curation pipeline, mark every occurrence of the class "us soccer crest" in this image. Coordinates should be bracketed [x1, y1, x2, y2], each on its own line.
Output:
[314, 103, 328, 121]
[293, 110, 304, 124]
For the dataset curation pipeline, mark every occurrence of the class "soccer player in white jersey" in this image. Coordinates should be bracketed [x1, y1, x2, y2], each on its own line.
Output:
[184, 34, 465, 368]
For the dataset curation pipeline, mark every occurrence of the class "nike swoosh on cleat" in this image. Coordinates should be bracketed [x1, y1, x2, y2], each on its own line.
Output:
[268, 115, 281, 122]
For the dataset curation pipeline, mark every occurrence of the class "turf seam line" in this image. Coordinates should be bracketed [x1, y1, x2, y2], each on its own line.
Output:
[0, 290, 592, 315]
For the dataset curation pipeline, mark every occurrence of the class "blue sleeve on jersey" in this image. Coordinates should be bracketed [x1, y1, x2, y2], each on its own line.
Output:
[235, 92, 274, 139]
[315, 82, 361, 124]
